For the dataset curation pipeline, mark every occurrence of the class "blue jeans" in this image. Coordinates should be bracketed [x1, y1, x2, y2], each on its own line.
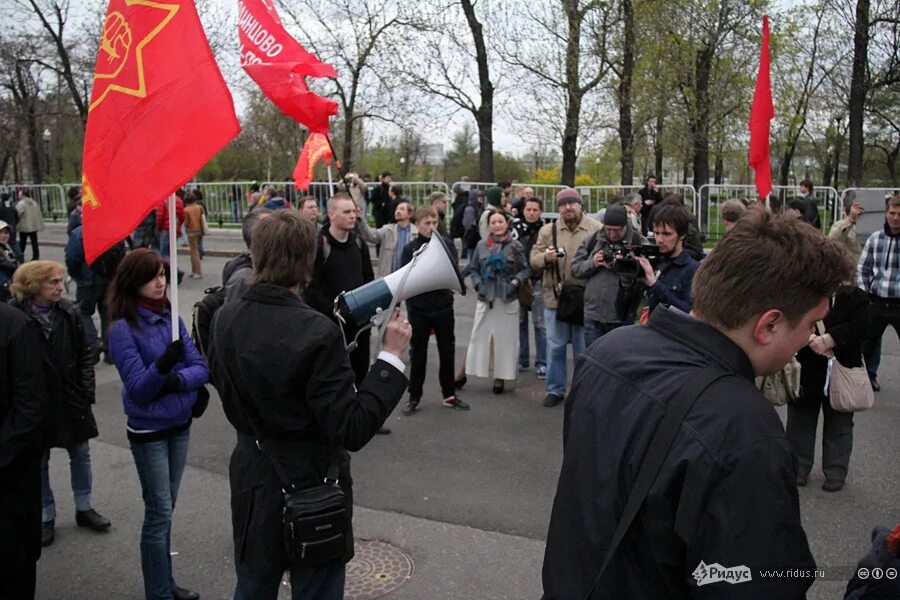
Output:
[584, 320, 621, 349]
[544, 308, 585, 397]
[865, 336, 883, 378]
[130, 429, 191, 600]
[519, 284, 546, 369]
[158, 230, 170, 258]
[235, 559, 345, 600]
[76, 283, 109, 347]
[41, 441, 93, 522]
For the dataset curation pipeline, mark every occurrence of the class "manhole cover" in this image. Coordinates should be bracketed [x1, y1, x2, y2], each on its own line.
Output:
[345, 539, 414, 599]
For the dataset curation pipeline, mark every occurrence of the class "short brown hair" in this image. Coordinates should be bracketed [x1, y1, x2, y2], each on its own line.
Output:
[720, 199, 747, 224]
[108, 249, 170, 323]
[692, 211, 853, 330]
[10, 260, 65, 303]
[327, 192, 354, 212]
[251, 210, 316, 287]
[414, 205, 438, 223]
[651, 204, 691, 237]
[886, 194, 900, 209]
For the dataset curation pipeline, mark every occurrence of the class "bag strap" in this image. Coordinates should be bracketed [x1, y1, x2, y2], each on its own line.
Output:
[214, 348, 340, 491]
[585, 366, 728, 598]
[551, 221, 565, 296]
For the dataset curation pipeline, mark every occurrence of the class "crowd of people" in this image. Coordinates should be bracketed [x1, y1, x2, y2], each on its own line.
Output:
[1, 175, 899, 599]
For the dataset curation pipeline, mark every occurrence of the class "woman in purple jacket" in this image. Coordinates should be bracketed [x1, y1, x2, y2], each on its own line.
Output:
[106, 248, 208, 600]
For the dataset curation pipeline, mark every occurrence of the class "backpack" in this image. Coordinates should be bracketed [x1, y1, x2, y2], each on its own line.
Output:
[191, 285, 227, 357]
[449, 192, 470, 238]
[91, 241, 126, 279]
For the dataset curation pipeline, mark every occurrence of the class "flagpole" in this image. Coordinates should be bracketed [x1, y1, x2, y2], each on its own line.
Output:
[168, 194, 180, 342]
[326, 164, 335, 197]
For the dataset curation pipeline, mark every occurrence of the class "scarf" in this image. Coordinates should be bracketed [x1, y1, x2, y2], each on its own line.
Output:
[483, 233, 512, 282]
[28, 300, 56, 338]
[138, 296, 169, 314]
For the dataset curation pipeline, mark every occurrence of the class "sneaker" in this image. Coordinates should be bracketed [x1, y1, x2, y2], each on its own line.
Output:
[535, 365, 547, 380]
[543, 393, 564, 408]
[402, 398, 420, 416]
[41, 520, 54, 547]
[442, 396, 470, 410]
[76, 509, 111, 532]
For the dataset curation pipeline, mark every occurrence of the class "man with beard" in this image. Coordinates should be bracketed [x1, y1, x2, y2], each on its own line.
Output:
[618, 204, 699, 321]
[530, 189, 601, 407]
[512, 197, 547, 377]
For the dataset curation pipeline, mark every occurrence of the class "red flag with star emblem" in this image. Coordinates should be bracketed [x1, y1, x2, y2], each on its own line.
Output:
[293, 133, 333, 190]
[81, 0, 240, 263]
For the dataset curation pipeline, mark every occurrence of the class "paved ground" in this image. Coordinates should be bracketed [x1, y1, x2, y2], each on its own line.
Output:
[31, 224, 900, 599]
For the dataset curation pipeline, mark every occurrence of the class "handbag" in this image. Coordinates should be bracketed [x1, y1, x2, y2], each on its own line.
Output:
[218, 367, 349, 566]
[517, 278, 534, 309]
[201, 213, 211, 235]
[815, 320, 874, 412]
[551, 222, 584, 325]
[755, 356, 801, 406]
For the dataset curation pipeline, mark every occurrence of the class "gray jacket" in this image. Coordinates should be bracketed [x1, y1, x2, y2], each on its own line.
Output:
[465, 236, 529, 304]
[358, 219, 418, 278]
[571, 225, 647, 323]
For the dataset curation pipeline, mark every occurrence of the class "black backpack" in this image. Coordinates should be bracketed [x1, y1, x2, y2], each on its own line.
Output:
[191, 285, 227, 357]
[91, 241, 126, 279]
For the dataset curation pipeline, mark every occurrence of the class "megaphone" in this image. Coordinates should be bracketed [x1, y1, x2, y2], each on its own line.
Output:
[336, 235, 465, 329]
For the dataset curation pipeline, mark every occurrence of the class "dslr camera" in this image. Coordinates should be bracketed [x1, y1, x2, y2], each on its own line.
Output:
[601, 242, 661, 276]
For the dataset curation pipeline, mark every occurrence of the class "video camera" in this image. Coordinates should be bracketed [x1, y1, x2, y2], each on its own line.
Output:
[601, 242, 661, 276]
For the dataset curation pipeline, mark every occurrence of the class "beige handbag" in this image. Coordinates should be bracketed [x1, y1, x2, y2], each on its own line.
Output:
[756, 356, 801, 406]
[815, 320, 874, 413]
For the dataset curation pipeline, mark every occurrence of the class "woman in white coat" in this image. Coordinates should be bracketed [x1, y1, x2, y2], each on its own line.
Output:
[464, 210, 529, 394]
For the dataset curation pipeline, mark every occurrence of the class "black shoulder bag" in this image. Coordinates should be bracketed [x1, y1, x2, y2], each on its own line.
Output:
[552, 221, 584, 325]
[218, 366, 349, 566]
[584, 366, 727, 598]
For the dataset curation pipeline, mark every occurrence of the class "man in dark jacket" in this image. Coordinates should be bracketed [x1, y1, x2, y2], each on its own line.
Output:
[638, 174, 663, 235]
[208, 210, 410, 599]
[799, 179, 821, 229]
[511, 197, 547, 376]
[542, 210, 853, 599]
[0, 303, 45, 598]
[369, 171, 393, 228]
[400, 206, 468, 414]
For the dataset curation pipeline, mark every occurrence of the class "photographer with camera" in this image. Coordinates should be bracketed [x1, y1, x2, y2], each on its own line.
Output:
[530, 188, 601, 408]
[572, 204, 648, 348]
[618, 204, 699, 324]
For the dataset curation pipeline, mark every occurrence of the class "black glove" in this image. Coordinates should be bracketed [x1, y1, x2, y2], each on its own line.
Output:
[159, 373, 182, 394]
[192, 385, 210, 418]
[155, 340, 185, 374]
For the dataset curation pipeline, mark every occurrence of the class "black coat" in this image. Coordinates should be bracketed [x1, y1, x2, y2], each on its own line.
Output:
[10, 298, 97, 448]
[543, 307, 815, 599]
[369, 183, 391, 227]
[208, 283, 408, 570]
[797, 287, 870, 403]
[0, 303, 45, 571]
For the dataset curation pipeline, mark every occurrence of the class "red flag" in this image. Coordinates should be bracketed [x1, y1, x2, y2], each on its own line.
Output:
[81, 0, 239, 263]
[748, 15, 774, 201]
[293, 133, 333, 190]
[238, 0, 338, 134]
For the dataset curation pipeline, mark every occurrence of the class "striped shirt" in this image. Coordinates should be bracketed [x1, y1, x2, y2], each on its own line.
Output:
[858, 228, 900, 299]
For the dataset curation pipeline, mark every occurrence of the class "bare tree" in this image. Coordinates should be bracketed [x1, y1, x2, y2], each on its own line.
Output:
[397, 0, 496, 180]
[277, 0, 410, 173]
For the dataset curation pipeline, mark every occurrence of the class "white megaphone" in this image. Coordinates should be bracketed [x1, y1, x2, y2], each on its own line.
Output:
[336, 234, 465, 329]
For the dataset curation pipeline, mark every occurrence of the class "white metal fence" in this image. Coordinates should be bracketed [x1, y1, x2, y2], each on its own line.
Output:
[0, 183, 68, 223]
[698, 184, 839, 241]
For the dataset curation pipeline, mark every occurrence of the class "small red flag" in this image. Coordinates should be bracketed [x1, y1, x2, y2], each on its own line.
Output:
[293, 133, 333, 190]
[748, 15, 774, 201]
[81, 0, 239, 263]
[238, 0, 338, 135]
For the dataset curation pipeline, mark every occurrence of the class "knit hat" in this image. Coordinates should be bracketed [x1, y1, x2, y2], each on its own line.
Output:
[556, 188, 583, 207]
[485, 186, 503, 208]
[603, 204, 628, 227]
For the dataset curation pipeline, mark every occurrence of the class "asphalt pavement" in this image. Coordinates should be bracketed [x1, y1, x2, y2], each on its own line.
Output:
[31, 224, 900, 599]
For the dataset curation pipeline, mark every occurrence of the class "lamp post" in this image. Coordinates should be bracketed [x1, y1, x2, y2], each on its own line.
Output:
[399, 156, 407, 178]
[42, 128, 51, 183]
[804, 158, 811, 181]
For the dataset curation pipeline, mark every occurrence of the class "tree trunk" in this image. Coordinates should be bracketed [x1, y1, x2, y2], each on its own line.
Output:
[617, 0, 635, 186]
[847, 0, 869, 187]
[461, 0, 494, 182]
[560, 0, 582, 187]
[833, 127, 844, 189]
[714, 153, 724, 184]
[341, 80, 358, 173]
[779, 146, 795, 187]
[654, 114, 664, 182]
[691, 45, 713, 189]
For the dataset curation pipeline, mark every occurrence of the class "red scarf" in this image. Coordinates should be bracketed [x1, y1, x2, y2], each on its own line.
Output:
[138, 296, 169, 315]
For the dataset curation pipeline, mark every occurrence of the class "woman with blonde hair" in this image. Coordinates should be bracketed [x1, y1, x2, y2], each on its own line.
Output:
[10, 260, 109, 547]
[463, 210, 529, 394]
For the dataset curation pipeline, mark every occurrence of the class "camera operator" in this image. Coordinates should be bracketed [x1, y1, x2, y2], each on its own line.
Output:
[618, 204, 699, 323]
[572, 204, 648, 348]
